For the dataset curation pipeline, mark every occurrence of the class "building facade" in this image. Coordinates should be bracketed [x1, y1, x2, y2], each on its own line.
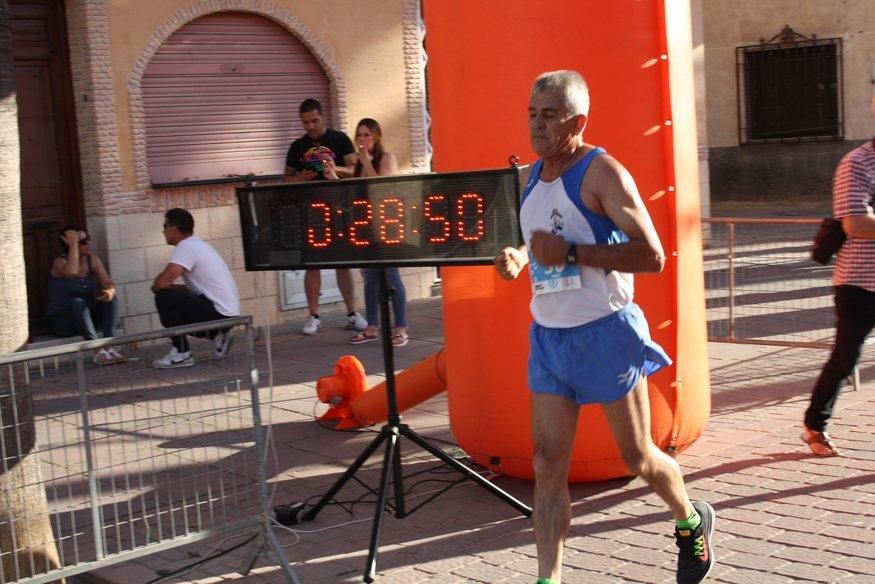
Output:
[12, 0, 432, 336]
[701, 0, 875, 201]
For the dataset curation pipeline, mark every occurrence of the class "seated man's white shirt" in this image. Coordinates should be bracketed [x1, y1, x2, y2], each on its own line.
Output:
[169, 236, 240, 316]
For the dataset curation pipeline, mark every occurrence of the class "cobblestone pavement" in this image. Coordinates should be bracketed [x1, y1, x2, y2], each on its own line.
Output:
[81, 296, 874, 584]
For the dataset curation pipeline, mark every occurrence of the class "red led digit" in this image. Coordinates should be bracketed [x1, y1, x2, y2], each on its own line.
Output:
[349, 199, 372, 247]
[307, 202, 332, 248]
[456, 193, 485, 242]
[424, 194, 450, 243]
[378, 198, 404, 245]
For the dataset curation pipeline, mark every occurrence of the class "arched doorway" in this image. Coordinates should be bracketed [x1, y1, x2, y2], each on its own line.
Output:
[11, 0, 84, 336]
[141, 11, 332, 185]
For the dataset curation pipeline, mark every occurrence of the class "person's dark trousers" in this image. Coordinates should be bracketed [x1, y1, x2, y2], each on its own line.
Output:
[805, 285, 875, 432]
[154, 288, 228, 352]
[47, 296, 120, 340]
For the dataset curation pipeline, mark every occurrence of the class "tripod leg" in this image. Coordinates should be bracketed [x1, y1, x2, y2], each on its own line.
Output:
[303, 430, 388, 521]
[401, 426, 532, 517]
[392, 434, 406, 518]
[364, 430, 400, 583]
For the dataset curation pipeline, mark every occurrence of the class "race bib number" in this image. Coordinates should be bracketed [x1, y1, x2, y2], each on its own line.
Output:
[529, 253, 582, 295]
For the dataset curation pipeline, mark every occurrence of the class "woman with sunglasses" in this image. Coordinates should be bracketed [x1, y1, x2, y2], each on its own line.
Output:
[45, 227, 125, 365]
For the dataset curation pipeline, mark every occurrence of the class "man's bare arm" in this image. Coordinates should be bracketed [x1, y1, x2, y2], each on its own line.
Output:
[528, 155, 665, 273]
[334, 153, 359, 178]
[151, 263, 185, 293]
[494, 164, 531, 279]
[283, 165, 319, 182]
[842, 213, 875, 239]
[582, 157, 665, 272]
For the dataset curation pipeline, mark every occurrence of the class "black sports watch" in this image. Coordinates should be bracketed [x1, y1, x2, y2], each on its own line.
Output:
[565, 242, 578, 265]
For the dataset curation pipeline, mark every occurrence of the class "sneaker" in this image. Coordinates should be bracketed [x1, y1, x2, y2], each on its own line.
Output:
[93, 348, 114, 366]
[153, 347, 195, 369]
[212, 330, 235, 359]
[675, 500, 715, 584]
[302, 315, 321, 335]
[107, 347, 127, 363]
[801, 428, 840, 457]
[346, 312, 368, 331]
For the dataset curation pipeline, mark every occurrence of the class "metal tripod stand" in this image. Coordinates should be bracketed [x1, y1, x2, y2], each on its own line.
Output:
[302, 267, 532, 582]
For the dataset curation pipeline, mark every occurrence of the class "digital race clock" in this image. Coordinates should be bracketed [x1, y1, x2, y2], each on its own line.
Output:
[237, 167, 523, 269]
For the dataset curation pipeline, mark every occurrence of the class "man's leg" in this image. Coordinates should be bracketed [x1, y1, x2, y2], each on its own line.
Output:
[531, 393, 579, 583]
[336, 268, 356, 313]
[154, 288, 221, 352]
[304, 269, 321, 315]
[337, 268, 367, 331]
[602, 378, 715, 583]
[805, 285, 875, 432]
[601, 377, 691, 519]
[155, 289, 193, 352]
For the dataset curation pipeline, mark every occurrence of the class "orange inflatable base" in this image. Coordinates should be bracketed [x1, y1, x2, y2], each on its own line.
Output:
[465, 439, 700, 483]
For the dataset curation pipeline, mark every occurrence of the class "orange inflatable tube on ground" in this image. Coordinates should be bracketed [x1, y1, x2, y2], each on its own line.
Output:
[350, 350, 447, 426]
[316, 351, 448, 429]
[316, 356, 368, 430]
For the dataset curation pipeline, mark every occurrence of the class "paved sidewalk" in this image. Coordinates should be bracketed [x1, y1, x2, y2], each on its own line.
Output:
[88, 296, 874, 584]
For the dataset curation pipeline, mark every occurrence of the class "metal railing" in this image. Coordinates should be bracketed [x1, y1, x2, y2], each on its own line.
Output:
[0, 317, 298, 584]
[703, 217, 832, 346]
[703, 216, 863, 389]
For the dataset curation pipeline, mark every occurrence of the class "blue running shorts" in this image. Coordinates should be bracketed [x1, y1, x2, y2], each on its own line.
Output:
[528, 303, 672, 405]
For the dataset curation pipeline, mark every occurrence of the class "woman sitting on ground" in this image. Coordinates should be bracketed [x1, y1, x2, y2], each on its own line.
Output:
[45, 227, 125, 365]
[346, 118, 410, 347]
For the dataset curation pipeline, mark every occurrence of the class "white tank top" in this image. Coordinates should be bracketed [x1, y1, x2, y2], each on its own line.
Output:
[520, 147, 634, 328]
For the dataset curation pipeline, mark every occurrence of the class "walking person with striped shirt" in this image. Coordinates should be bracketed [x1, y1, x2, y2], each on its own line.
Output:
[802, 99, 875, 456]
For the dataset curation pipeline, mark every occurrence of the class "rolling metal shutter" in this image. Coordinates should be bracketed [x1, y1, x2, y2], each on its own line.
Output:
[142, 12, 330, 185]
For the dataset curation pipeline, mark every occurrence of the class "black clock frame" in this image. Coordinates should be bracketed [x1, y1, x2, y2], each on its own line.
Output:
[236, 166, 523, 270]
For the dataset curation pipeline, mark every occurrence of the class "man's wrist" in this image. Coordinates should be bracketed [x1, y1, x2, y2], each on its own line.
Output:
[565, 242, 578, 265]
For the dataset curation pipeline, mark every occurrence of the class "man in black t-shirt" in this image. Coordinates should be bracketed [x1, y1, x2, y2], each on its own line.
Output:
[284, 102, 355, 180]
[283, 99, 367, 335]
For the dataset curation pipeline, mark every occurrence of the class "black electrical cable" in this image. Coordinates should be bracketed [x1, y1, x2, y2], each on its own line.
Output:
[142, 532, 259, 584]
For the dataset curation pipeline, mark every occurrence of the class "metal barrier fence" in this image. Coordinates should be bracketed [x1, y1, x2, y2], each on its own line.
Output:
[0, 317, 298, 584]
[703, 216, 862, 390]
[703, 217, 833, 347]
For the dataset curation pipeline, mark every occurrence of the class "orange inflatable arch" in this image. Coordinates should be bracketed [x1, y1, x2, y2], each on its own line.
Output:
[423, 0, 710, 482]
[316, 1, 710, 482]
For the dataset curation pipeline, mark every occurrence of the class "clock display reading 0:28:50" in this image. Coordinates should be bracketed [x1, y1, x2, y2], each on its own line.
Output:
[303, 192, 486, 248]
[237, 167, 523, 270]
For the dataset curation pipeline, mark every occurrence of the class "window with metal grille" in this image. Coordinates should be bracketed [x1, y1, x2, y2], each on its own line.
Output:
[737, 32, 842, 143]
[142, 12, 331, 186]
